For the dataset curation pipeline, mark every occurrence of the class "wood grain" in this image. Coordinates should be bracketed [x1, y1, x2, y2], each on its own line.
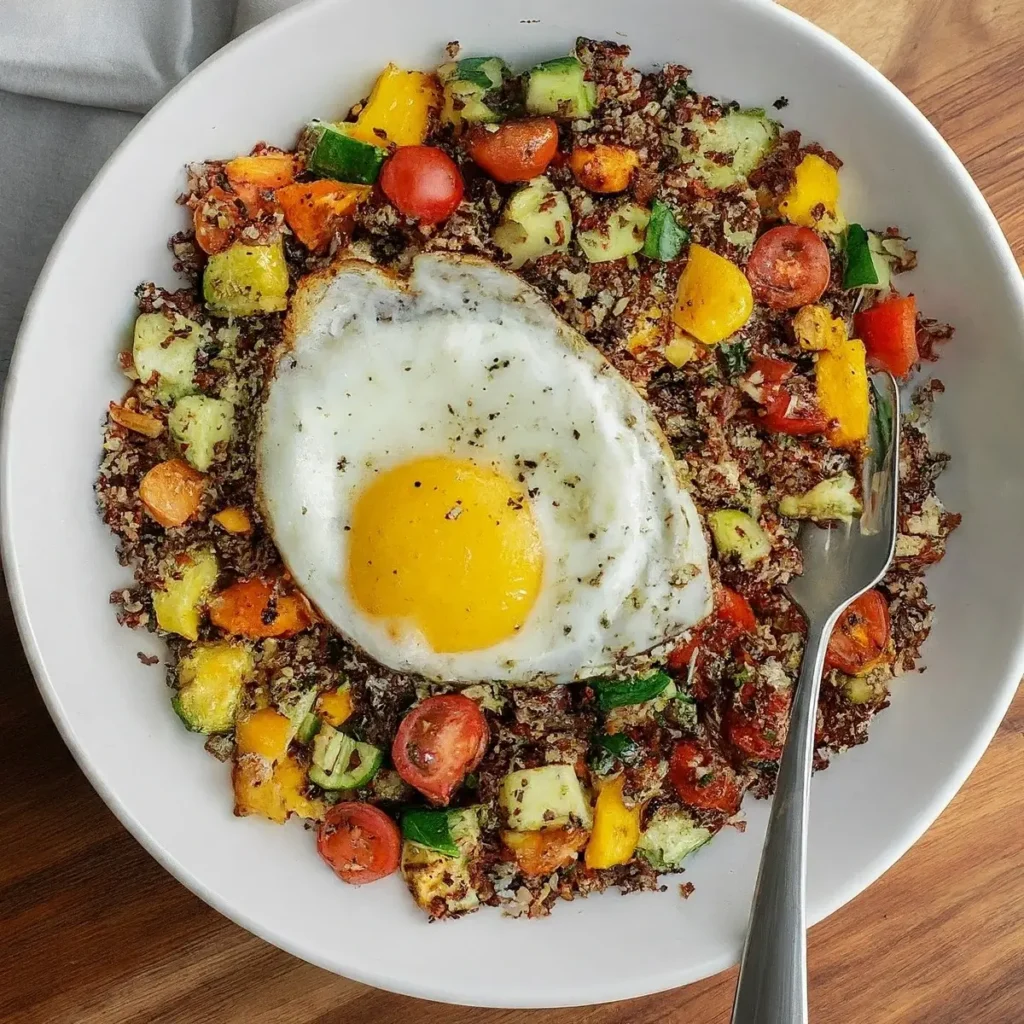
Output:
[3, 2, 1023, 1020]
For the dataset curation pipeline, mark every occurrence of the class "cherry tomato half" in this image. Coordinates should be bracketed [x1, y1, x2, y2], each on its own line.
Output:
[746, 225, 831, 310]
[392, 694, 488, 805]
[669, 740, 742, 815]
[465, 118, 559, 184]
[667, 586, 756, 671]
[725, 689, 792, 762]
[825, 589, 892, 676]
[379, 146, 464, 225]
[317, 802, 401, 885]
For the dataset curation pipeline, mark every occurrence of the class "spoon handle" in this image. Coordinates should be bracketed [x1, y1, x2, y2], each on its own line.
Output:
[730, 615, 834, 1024]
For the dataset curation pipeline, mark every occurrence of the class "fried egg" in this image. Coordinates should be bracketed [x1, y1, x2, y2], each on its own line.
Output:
[258, 254, 711, 684]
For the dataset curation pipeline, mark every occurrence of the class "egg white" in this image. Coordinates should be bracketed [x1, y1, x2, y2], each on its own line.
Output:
[258, 253, 712, 684]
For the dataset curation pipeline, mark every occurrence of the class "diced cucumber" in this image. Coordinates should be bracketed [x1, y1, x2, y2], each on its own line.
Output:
[577, 203, 651, 263]
[448, 57, 509, 91]
[401, 807, 481, 917]
[369, 768, 412, 803]
[707, 509, 772, 568]
[843, 224, 892, 291]
[493, 176, 572, 269]
[778, 472, 862, 523]
[309, 723, 382, 790]
[499, 764, 593, 831]
[168, 395, 234, 472]
[637, 806, 712, 870]
[439, 57, 509, 127]
[591, 670, 672, 711]
[294, 713, 320, 745]
[304, 121, 386, 185]
[203, 239, 290, 317]
[278, 688, 318, 747]
[152, 546, 218, 640]
[132, 312, 207, 402]
[525, 55, 596, 118]
[676, 109, 778, 190]
[173, 641, 253, 734]
[642, 199, 690, 262]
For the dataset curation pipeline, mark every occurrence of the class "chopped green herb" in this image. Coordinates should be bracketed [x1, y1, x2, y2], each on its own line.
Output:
[400, 808, 460, 857]
[642, 199, 690, 261]
[591, 670, 673, 711]
[719, 340, 751, 377]
[588, 731, 641, 774]
[733, 666, 753, 687]
[697, 771, 716, 788]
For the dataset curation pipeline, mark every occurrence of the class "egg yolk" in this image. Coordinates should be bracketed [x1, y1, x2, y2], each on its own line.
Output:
[346, 455, 544, 653]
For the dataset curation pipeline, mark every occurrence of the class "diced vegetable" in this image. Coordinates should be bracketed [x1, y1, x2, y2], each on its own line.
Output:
[855, 294, 919, 379]
[826, 590, 892, 676]
[588, 732, 641, 775]
[676, 109, 778, 189]
[525, 55, 596, 118]
[318, 802, 399, 880]
[500, 764, 593, 831]
[276, 179, 370, 252]
[673, 243, 754, 345]
[173, 639, 253, 733]
[642, 199, 690, 262]
[841, 672, 889, 704]
[591, 670, 672, 711]
[668, 739, 742, 814]
[843, 224, 892, 291]
[140, 458, 207, 529]
[464, 118, 559, 183]
[192, 185, 246, 255]
[584, 776, 640, 869]
[274, 755, 327, 820]
[401, 807, 464, 857]
[225, 153, 296, 189]
[665, 335, 698, 368]
[235, 707, 293, 762]
[577, 203, 651, 263]
[816, 333, 870, 447]
[746, 226, 830, 309]
[392, 694, 488, 805]
[203, 240, 290, 317]
[208, 575, 314, 638]
[212, 506, 252, 534]
[379, 146, 464, 224]
[317, 684, 353, 727]
[493, 176, 572, 269]
[168, 395, 234, 472]
[502, 827, 589, 876]
[569, 144, 639, 193]
[707, 509, 771, 568]
[132, 312, 206, 401]
[279, 686, 318, 740]
[309, 724, 383, 790]
[778, 472, 862, 523]
[792, 303, 846, 351]
[779, 153, 842, 230]
[233, 754, 323, 822]
[637, 807, 712, 870]
[438, 57, 509, 127]
[108, 401, 164, 439]
[401, 807, 481, 915]
[304, 122, 386, 184]
[345, 65, 440, 148]
[153, 546, 218, 639]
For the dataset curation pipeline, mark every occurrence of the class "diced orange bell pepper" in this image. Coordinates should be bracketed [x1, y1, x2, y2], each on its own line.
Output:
[225, 153, 296, 189]
[568, 144, 639, 193]
[317, 685, 353, 727]
[108, 401, 164, 439]
[276, 179, 371, 252]
[212, 506, 253, 535]
[139, 458, 206, 527]
[208, 575, 313, 638]
[502, 828, 590, 876]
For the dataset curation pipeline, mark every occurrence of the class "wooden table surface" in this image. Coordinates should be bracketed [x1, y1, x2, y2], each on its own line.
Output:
[4, 1, 1024, 1021]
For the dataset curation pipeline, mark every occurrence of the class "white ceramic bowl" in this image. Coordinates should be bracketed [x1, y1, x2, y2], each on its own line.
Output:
[4, 0, 1023, 1008]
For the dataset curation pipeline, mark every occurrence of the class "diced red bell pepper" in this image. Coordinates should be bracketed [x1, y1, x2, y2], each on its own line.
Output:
[745, 356, 828, 435]
[855, 294, 919, 378]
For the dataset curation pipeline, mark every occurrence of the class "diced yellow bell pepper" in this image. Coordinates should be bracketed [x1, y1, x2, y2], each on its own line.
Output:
[232, 753, 324, 823]
[664, 332, 698, 368]
[213, 506, 252, 535]
[346, 65, 441, 148]
[235, 708, 292, 762]
[817, 334, 869, 448]
[672, 244, 753, 346]
[585, 776, 641, 869]
[317, 684, 353, 727]
[779, 154, 841, 229]
[793, 304, 846, 351]
[627, 304, 663, 353]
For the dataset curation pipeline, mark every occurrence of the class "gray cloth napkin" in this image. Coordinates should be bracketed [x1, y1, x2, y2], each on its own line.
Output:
[0, 0, 299, 383]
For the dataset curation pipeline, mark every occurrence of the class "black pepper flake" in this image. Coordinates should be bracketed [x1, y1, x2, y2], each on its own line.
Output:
[773, 96, 789, 109]
[572, 429, 580, 440]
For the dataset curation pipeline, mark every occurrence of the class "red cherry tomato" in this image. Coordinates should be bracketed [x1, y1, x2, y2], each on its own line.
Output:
[317, 802, 401, 885]
[726, 690, 792, 762]
[392, 694, 488, 804]
[825, 589, 892, 675]
[854, 294, 919, 378]
[746, 225, 831, 309]
[717, 586, 757, 634]
[669, 740, 742, 814]
[465, 118, 559, 183]
[667, 586, 756, 671]
[379, 146, 464, 225]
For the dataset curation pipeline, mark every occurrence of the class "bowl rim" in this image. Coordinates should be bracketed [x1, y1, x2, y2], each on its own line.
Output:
[4, 0, 1024, 1006]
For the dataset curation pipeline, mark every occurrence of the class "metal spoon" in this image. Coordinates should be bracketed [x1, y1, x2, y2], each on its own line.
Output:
[731, 372, 901, 1024]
